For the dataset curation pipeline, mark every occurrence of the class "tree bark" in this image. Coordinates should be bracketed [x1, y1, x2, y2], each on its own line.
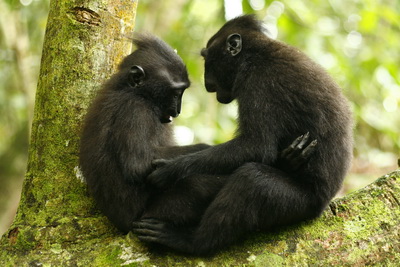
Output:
[0, 0, 139, 265]
[1, 0, 400, 265]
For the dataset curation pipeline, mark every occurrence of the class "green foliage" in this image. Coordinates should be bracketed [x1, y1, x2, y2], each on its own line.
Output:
[0, 0, 50, 234]
[136, 0, 400, 189]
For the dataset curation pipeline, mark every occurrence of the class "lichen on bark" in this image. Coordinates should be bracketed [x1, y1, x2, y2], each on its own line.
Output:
[0, 0, 139, 265]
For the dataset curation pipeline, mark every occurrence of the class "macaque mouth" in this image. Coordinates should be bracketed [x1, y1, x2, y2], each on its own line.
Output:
[205, 81, 218, 92]
[160, 115, 173, 123]
[206, 87, 217, 93]
[160, 112, 180, 123]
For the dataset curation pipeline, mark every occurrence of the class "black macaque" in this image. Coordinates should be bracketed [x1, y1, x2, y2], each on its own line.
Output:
[79, 32, 307, 235]
[132, 15, 353, 255]
[79, 33, 223, 233]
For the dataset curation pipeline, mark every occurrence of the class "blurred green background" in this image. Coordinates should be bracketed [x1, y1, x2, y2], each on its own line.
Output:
[0, 0, 399, 235]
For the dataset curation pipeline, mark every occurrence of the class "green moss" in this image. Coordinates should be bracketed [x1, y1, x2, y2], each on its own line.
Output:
[94, 244, 123, 265]
[14, 227, 36, 251]
[250, 252, 284, 266]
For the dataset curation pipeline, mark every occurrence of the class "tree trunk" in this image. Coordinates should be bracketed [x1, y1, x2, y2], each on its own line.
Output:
[1, 0, 400, 265]
[0, 0, 138, 265]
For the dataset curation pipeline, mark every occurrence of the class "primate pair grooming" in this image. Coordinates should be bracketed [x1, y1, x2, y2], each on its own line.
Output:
[80, 15, 352, 255]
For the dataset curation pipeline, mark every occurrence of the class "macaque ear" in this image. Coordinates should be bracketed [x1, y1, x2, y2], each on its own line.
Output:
[129, 65, 145, 87]
[226, 33, 242, 57]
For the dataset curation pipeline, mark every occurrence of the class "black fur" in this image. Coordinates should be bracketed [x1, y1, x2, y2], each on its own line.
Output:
[134, 15, 353, 254]
[79, 33, 218, 233]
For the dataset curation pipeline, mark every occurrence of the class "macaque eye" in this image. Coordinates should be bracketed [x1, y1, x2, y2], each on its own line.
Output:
[172, 90, 182, 98]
